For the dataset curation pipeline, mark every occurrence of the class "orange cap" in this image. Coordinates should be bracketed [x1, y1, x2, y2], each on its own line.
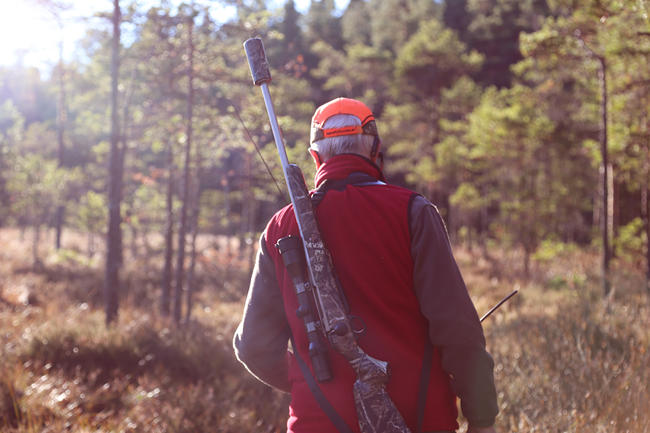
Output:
[310, 97, 378, 144]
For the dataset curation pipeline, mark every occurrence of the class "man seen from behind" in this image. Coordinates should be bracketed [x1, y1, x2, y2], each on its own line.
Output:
[233, 97, 499, 433]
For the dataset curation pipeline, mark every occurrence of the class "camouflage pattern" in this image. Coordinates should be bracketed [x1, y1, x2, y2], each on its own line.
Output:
[286, 164, 412, 433]
[243, 38, 272, 86]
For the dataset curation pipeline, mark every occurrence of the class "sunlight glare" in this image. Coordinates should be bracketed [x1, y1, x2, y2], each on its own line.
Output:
[0, 2, 59, 68]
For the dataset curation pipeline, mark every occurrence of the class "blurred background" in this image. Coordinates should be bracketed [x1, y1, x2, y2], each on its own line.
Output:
[0, 1, 648, 432]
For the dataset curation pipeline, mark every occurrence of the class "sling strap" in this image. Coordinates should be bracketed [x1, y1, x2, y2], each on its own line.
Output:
[291, 337, 356, 433]
[416, 337, 435, 433]
[293, 334, 436, 433]
[311, 171, 386, 207]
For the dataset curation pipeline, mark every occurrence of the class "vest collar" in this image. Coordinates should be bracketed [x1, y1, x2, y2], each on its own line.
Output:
[313, 154, 385, 188]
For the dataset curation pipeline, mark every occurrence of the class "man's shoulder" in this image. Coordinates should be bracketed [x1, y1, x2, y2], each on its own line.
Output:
[407, 193, 437, 211]
[380, 183, 432, 212]
[372, 182, 420, 200]
[269, 202, 294, 223]
[264, 203, 298, 244]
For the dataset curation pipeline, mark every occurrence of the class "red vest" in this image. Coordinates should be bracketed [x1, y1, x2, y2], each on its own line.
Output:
[265, 155, 458, 433]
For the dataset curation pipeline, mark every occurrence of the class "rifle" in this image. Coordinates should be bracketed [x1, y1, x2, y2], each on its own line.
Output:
[244, 37, 412, 433]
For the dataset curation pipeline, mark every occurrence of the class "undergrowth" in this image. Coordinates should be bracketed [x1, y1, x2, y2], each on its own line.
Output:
[1, 229, 649, 432]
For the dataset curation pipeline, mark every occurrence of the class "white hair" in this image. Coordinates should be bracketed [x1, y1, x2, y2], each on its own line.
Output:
[310, 114, 376, 162]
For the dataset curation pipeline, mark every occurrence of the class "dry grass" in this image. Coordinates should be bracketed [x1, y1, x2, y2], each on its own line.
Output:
[1, 228, 649, 432]
[0, 228, 288, 433]
[455, 244, 650, 433]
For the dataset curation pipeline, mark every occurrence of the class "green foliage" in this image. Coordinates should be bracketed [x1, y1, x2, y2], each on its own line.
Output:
[614, 218, 645, 266]
[73, 191, 107, 235]
[450, 183, 484, 212]
[49, 248, 97, 267]
[369, 0, 440, 54]
[533, 239, 578, 262]
[0, 100, 24, 224]
[394, 19, 483, 98]
[0, 100, 24, 144]
[0, 0, 646, 278]
[383, 20, 484, 208]
[125, 182, 169, 232]
[6, 155, 78, 227]
[311, 42, 393, 109]
[465, 0, 550, 86]
[341, 0, 372, 46]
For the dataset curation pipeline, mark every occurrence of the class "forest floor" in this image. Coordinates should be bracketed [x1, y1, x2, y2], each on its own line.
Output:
[0, 228, 648, 433]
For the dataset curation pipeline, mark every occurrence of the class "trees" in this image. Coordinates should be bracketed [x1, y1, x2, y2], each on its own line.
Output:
[0, 100, 23, 226]
[7, 155, 75, 267]
[368, 0, 439, 55]
[464, 86, 558, 274]
[463, 0, 550, 87]
[383, 18, 482, 225]
[105, 0, 122, 325]
[0, 0, 647, 312]
[517, 0, 650, 290]
[305, 0, 344, 52]
[604, 6, 650, 289]
[40, 0, 73, 251]
[174, 4, 196, 324]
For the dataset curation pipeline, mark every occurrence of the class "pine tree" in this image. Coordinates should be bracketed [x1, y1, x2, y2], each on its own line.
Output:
[105, 0, 122, 325]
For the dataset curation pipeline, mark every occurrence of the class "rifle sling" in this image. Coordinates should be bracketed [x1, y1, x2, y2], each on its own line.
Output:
[291, 336, 356, 433]
[416, 337, 434, 433]
[310, 171, 386, 208]
[292, 334, 437, 433]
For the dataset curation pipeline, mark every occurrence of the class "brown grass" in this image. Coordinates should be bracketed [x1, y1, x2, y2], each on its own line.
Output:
[0, 228, 288, 433]
[1, 228, 649, 432]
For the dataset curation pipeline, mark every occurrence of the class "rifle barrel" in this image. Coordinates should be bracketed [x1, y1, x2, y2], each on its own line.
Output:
[260, 84, 290, 172]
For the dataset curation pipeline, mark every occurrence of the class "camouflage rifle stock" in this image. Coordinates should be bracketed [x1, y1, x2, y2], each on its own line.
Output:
[244, 37, 412, 433]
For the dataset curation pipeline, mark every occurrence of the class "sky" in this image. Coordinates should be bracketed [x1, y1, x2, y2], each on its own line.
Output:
[0, 0, 349, 73]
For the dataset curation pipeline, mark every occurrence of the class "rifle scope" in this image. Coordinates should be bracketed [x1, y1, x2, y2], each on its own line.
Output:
[277, 235, 332, 382]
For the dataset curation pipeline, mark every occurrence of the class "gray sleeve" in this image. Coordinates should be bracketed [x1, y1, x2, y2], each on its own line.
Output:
[410, 195, 498, 427]
[232, 233, 292, 393]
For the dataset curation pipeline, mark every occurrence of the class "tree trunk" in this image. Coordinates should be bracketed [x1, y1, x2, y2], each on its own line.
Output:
[641, 139, 650, 294]
[524, 247, 531, 279]
[130, 224, 138, 259]
[185, 176, 201, 324]
[173, 10, 194, 323]
[186, 108, 203, 323]
[241, 152, 256, 272]
[161, 138, 174, 316]
[611, 167, 617, 249]
[88, 232, 95, 258]
[32, 224, 41, 268]
[223, 175, 232, 286]
[117, 69, 135, 268]
[239, 153, 252, 260]
[104, 0, 121, 326]
[247, 192, 257, 273]
[55, 31, 66, 250]
[598, 57, 611, 296]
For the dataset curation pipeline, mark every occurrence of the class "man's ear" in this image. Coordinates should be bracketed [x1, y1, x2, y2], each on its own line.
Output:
[309, 149, 323, 168]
